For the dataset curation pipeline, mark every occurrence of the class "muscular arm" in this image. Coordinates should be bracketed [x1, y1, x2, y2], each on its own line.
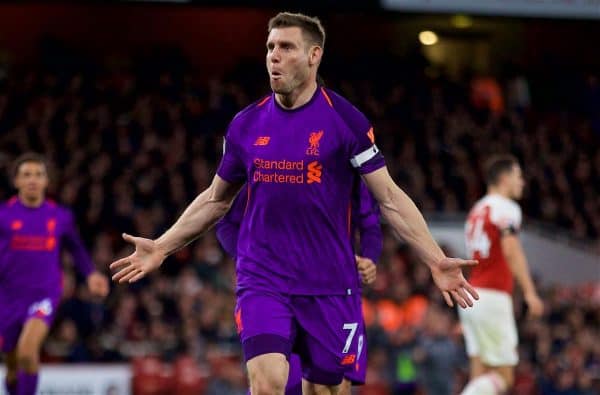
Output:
[361, 166, 478, 307]
[156, 175, 242, 256]
[362, 167, 444, 268]
[111, 175, 242, 283]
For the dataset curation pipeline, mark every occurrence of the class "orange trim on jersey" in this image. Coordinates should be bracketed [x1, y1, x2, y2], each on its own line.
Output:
[347, 203, 352, 237]
[46, 199, 57, 207]
[257, 96, 271, 107]
[367, 127, 375, 144]
[243, 185, 251, 217]
[320, 87, 333, 108]
[235, 308, 243, 334]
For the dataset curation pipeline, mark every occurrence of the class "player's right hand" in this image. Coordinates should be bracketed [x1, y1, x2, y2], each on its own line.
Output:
[110, 233, 166, 284]
[525, 292, 544, 317]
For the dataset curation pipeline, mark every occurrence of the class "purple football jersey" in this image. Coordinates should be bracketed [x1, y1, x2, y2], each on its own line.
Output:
[217, 87, 385, 295]
[0, 197, 94, 294]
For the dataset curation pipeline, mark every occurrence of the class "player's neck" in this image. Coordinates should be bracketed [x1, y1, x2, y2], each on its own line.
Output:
[18, 193, 44, 208]
[275, 79, 318, 110]
[487, 187, 510, 200]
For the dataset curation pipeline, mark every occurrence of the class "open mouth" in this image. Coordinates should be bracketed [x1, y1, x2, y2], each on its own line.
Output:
[271, 71, 282, 80]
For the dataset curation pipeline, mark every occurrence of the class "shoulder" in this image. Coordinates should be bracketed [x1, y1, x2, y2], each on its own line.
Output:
[486, 195, 521, 226]
[48, 201, 75, 220]
[227, 95, 272, 137]
[321, 88, 371, 133]
[1, 196, 18, 210]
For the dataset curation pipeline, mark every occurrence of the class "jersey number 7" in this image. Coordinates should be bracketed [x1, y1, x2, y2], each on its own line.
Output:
[342, 322, 358, 354]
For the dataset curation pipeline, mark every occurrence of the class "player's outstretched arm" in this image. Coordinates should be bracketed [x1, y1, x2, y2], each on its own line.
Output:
[110, 175, 241, 283]
[502, 235, 543, 316]
[362, 167, 479, 308]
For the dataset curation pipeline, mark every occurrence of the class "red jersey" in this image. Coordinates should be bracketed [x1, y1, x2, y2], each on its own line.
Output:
[465, 194, 522, 294]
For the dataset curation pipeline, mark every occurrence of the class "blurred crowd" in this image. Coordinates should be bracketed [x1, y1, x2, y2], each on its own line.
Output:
[0, 43, 598, 395]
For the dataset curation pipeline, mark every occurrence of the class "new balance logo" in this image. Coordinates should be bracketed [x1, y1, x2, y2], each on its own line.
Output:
[341, 354, 356, 365]
[307, 161, 322, 184]
[254, 136, 270, 146]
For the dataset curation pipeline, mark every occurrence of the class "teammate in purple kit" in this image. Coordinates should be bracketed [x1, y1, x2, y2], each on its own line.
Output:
[216, 181, 381, 394]
[111, 12, 478, 395]
[0, 153, 109, 395]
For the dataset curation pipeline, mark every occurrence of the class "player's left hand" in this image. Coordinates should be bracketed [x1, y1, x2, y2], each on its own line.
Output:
[430, 257, 479, 309]
[87, 271, 110, 298]
[356, 255, 377, 285]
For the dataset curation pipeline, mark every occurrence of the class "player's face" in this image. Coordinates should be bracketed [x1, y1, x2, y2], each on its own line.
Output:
[266, 27, 315, 94]
[507, 164, 525, 200]
[14, 162, 48, 201]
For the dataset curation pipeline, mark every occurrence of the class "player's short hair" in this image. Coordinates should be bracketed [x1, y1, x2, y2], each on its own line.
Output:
[268, 12, 326, 49]
[12, 152, 48, 178]
[485, 154, 519, 186]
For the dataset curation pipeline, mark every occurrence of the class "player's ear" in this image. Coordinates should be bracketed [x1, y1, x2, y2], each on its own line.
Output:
[309, 45, 323, 67]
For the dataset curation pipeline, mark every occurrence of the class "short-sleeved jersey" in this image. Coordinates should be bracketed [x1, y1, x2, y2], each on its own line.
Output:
[464, 194, 522, 294]
[0, 197, 94, 294]
[217, 87, 385, 295]
[216, 181, 382, 264]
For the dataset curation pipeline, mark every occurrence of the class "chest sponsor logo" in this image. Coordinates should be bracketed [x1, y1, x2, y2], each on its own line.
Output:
[307, 161, 322, 184]
[10, 236, 56, 251]
[253, 158, 323, 185]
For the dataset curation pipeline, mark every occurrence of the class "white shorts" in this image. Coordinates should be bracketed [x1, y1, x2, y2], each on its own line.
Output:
[458, 288, 518, 366]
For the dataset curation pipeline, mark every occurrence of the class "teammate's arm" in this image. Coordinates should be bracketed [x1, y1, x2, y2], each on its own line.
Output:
[216, 216, 241, 258]
[357, 184, 383, 264]
[355, 184, 382, 285]
[215, 185, 247, 257]
[362, 166, 479, 308]
[501, 234, 543, 316]
[111, 175, 242, 283]
[63, 211, 109, 298]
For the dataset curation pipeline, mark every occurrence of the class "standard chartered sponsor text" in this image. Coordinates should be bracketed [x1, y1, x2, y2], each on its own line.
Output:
[252, 158, 310, 184]
[254, 158, 304, 170]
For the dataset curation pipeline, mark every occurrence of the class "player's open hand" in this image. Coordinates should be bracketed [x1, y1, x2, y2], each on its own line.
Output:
[430, 257, 479, 309]
[110, 233, 166, 283]
[87, 271, 109, 298]
[356, 255, 377, 285]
